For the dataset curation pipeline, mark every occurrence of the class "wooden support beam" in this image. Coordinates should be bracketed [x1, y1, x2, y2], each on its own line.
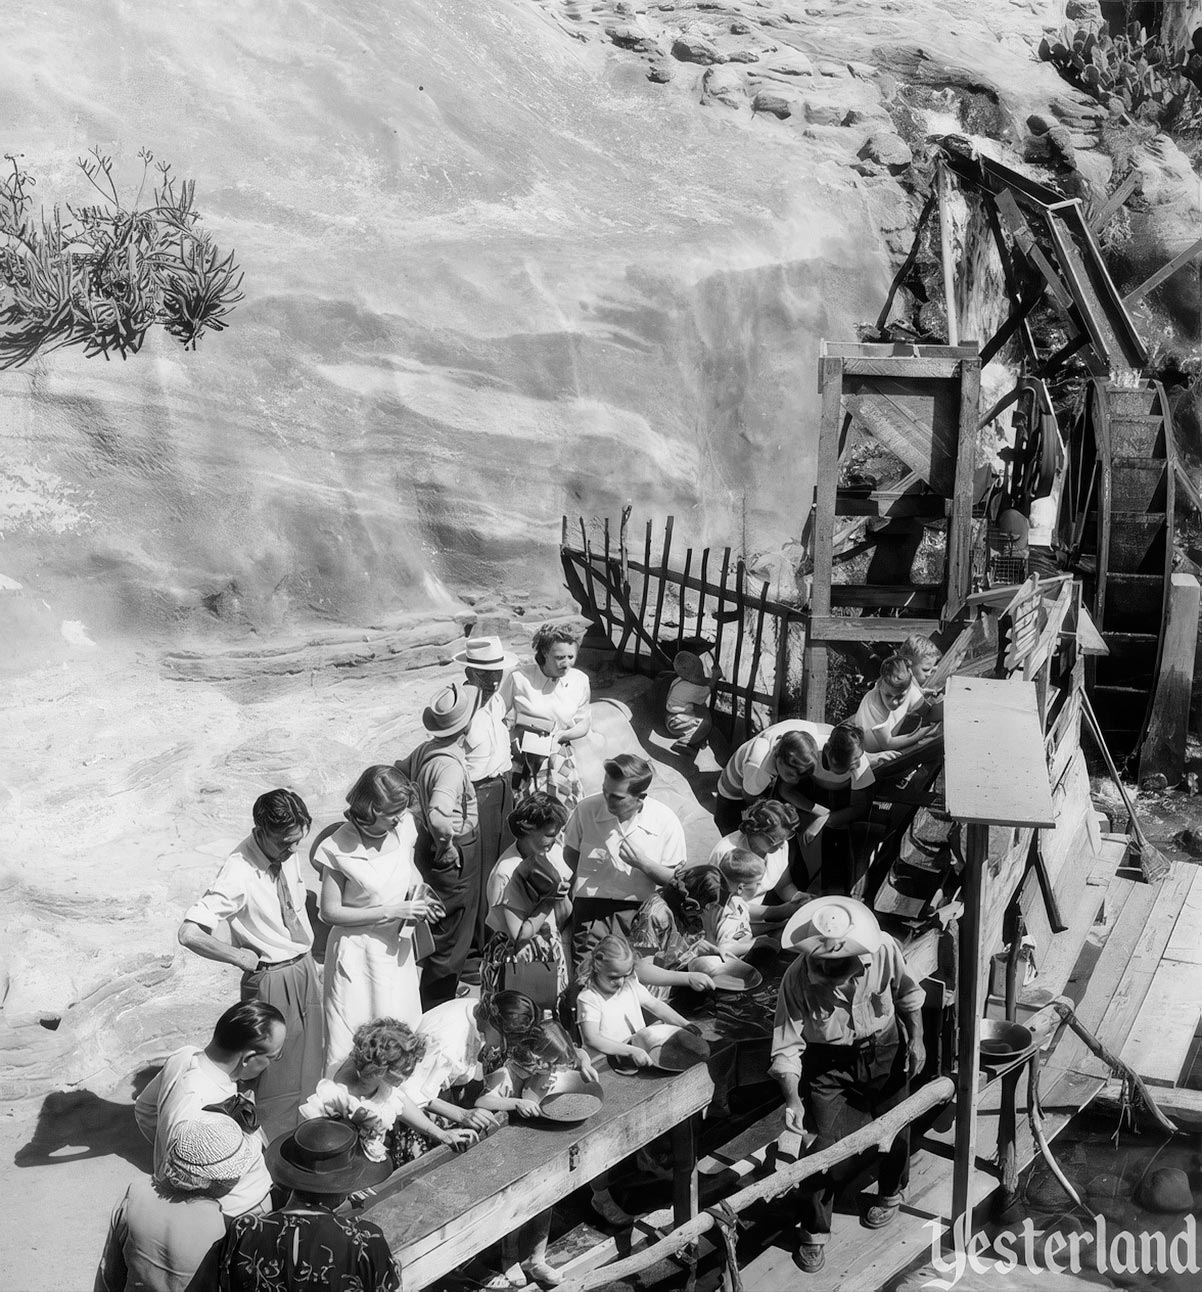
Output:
[1139, 572, 1201, 785]
[1089, 171, 1138, 234]
[1124, 235, 1202, 307]
[952, 821, 987, 1237]
[995, 191, 1076, 315]
[937, 160, 960, 347]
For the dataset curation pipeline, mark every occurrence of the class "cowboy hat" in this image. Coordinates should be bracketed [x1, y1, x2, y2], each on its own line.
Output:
[781, 896, 883, 959]
[265, 1117, 392, 1195]
[422, 682, 480, 736]
[159, 1112, 260, 1193]
[452, 635, 518, 671]
[610, 1023, 711, 1074]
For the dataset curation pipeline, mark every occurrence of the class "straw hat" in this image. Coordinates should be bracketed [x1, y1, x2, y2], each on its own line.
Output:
[452, 635, 518, 672]
[265, 1118, 392, 1195]
[781, 896, 883, 959]
[611, 1023, 711, 1074]
[422, 682, 480, 736]
[159, 1112, 260, 1193]
[672, 650, 716, 685]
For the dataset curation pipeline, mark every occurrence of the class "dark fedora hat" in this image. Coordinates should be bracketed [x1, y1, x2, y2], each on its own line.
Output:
[265, 1118, 392, 1195]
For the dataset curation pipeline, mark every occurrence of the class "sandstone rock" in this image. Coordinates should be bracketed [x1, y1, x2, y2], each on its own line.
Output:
[606, 24, 659, 53]
[1026, 112, 1054, 136]
[752, 90, 796, 119]
[730, 20, 751, 35]
[859, 130, 912, 171]
[1137, 1167, 1193, 1213]
[1044, 125, 1077, 167]
[843, 107, 890, 126]
[817, 61, 843, 77]
[1071, 148, 1113, 195]
[702, 65, 745, 108]
[672, 34, 724, 64]
[1065, 0, 1102, 21]
[805, 100, 848, 126]
[770, 52, 814, 77]
[726, 49, 759, 63]
[647, 62, 673, 83]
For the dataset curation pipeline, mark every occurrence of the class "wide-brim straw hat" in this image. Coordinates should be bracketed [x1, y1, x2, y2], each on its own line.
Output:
[159, 1111, 261, 1192]
[672, 650, 714, 685]
[781, 896, 883, 959]
[422, 681, 480, 736]
[611, 1023, 711, 1074]
[452, 635, 519, 671]
[266, 1118, 392, 1195]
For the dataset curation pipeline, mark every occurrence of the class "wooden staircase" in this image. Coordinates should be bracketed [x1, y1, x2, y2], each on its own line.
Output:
[1062, 379, 1177, 766]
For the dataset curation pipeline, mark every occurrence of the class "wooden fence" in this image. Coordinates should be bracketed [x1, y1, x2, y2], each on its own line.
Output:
[560, 511, 805, 742]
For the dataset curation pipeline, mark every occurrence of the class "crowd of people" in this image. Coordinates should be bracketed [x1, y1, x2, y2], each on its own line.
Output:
[97, 624, 943, 1290]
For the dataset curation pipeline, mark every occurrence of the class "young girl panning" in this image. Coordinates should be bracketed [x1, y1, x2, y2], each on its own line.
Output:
[299, 1017, 482, 1163]
[630, 866, 730, 996]
[575, 935, 692, 1065]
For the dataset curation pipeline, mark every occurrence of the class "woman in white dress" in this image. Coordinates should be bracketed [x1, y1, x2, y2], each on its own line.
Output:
[315, 765, 443, 1073]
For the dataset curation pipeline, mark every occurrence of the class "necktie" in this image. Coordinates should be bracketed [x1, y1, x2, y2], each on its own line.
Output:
[270, 862, 310, 946]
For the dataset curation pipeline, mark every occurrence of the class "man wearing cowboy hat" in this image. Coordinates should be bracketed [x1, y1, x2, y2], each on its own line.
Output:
[454, 635, 519, 945]
[770, 896, 926, 1273]
[397, 682, 482, 1008]
[186, 1118, 398, 1291]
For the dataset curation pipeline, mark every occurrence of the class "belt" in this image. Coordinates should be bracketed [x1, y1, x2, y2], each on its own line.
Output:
[472, 773, 508, 786]
[810, 1021, 898, 1053]
[254, 950, 308, 973]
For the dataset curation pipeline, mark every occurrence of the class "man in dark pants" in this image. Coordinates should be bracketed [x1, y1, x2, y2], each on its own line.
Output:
[770, 896, 926, 1273]
[398, 682, 480, 1009]
[178, 790, 323, 1140]
[454, 635, 518, 948]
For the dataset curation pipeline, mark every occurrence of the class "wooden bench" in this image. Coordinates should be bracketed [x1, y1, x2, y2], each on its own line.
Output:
[359, 1061, 714, 1290]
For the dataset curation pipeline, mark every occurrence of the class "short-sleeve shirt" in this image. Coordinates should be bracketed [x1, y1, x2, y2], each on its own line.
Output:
[715, 896, 753, 948]
[716, 719, 832, 802]
[403, 999, 483, 1107]
[95, 1176, 227, 1292]
[563, 794, 686, 902]
[703, 831, 786, 901]
[464, 690, 512, 782]
[853, 684, 925, 754]
[183, 834, 313, 963]
[666, 677, 709, 714]
[576, 979, 657, 1042]
[400, 742, 478, 838]
[804, 748, 875, 800]
[501, 663, 591, 732]
[485, 843, 570, 936]
[133, 1046, 273, 1217]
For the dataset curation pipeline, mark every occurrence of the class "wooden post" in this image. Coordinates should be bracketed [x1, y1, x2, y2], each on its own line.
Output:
[944, 676, 1055, 1243]
[670, 1115, 699, 1228]
[1140, 573, 1201, 785]
[937, 160, 960, 347]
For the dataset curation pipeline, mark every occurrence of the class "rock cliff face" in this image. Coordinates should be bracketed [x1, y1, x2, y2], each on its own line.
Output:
[3, 0, 1201, 1102]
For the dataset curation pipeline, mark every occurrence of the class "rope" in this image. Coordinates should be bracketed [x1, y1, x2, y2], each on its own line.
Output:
[706, 1201, 744, 1292]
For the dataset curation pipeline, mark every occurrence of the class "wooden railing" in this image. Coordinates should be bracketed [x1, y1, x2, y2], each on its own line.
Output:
[560, 512, 805, 742]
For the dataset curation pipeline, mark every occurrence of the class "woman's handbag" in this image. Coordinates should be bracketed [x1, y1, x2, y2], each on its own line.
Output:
[498, 957, 560, 1015]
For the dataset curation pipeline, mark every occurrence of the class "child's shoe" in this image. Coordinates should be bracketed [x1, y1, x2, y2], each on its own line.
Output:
[590, 1187, 633, 1227]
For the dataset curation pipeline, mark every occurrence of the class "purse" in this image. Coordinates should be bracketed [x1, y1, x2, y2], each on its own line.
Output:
[498, 958, 560, 1015]
[411, 917, 437, 963]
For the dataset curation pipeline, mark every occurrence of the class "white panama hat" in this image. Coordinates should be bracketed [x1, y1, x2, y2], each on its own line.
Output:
[781, 895, 884, 959]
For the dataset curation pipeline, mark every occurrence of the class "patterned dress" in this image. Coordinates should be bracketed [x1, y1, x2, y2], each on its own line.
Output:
[629, 893, 711, 1000]
[186, 1207, 399, 1292]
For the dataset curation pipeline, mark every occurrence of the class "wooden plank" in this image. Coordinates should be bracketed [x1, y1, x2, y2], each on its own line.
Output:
[807, 616, 941, 644]
[1089, 171, 1138, 233]
[650, 516, 674, 655]
[937, 159, 960, 346]
[1119, 959, 1200, 1086]
[676, 546, 693, 649]
[712, 547, 733, 688]
[830, 583, 941, 609]
[805, 355, 844, 720]
[634, 520, 654, 670]
[376, 1063, 713, 1290]
[823, 341, 979, 361]
[995, 190, 1075, 314]
[745, 578, 771, 733]
[603, 518, 612, 632]
[730, 560, 749, 736]
[1124, 234, 1202, 306]
[947, 356, 980, 620]
[944, 676, 1056, 827]
[843, 391, 949, 497]
[952, 821, 987, 1236]
[835, 490, 948, 518]
[1164, 862, 1202, 964]
[1076, 604, 1109, 655]
[1139, 572, 1200, 784]
[838, 357, 967, 378]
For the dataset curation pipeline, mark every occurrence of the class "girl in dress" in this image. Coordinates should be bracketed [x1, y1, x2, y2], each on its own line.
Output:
[299, 1017, 478, 1162]
[575, 935, 692, 1062]
[480, 793, 572, 1014]
[630, 866, 730, 998]
[315, 766, 444, 1072]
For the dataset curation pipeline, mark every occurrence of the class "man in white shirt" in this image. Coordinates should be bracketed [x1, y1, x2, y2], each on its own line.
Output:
[563, 753, 686, 969]
[134, 1001, 285, 1217]
[455, 635, 519, 947]
[178, 789, 322, 1138]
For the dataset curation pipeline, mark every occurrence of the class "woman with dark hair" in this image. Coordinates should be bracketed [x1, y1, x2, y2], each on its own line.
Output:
[314, 766, 443, 1070]
[479, 792, 573, 1014]
[630, 866, 729, 999]
[701, 798, 809, 928]
[501, 623, 591, 808]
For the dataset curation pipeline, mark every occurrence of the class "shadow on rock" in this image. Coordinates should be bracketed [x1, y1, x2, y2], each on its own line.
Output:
[14, 1071, 158, 1171]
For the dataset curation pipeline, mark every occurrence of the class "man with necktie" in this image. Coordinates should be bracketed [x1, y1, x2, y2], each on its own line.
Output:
[178, 789, 324, 1139]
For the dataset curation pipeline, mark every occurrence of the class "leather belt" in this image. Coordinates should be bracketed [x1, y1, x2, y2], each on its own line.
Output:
[254, 950, 308, 973]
